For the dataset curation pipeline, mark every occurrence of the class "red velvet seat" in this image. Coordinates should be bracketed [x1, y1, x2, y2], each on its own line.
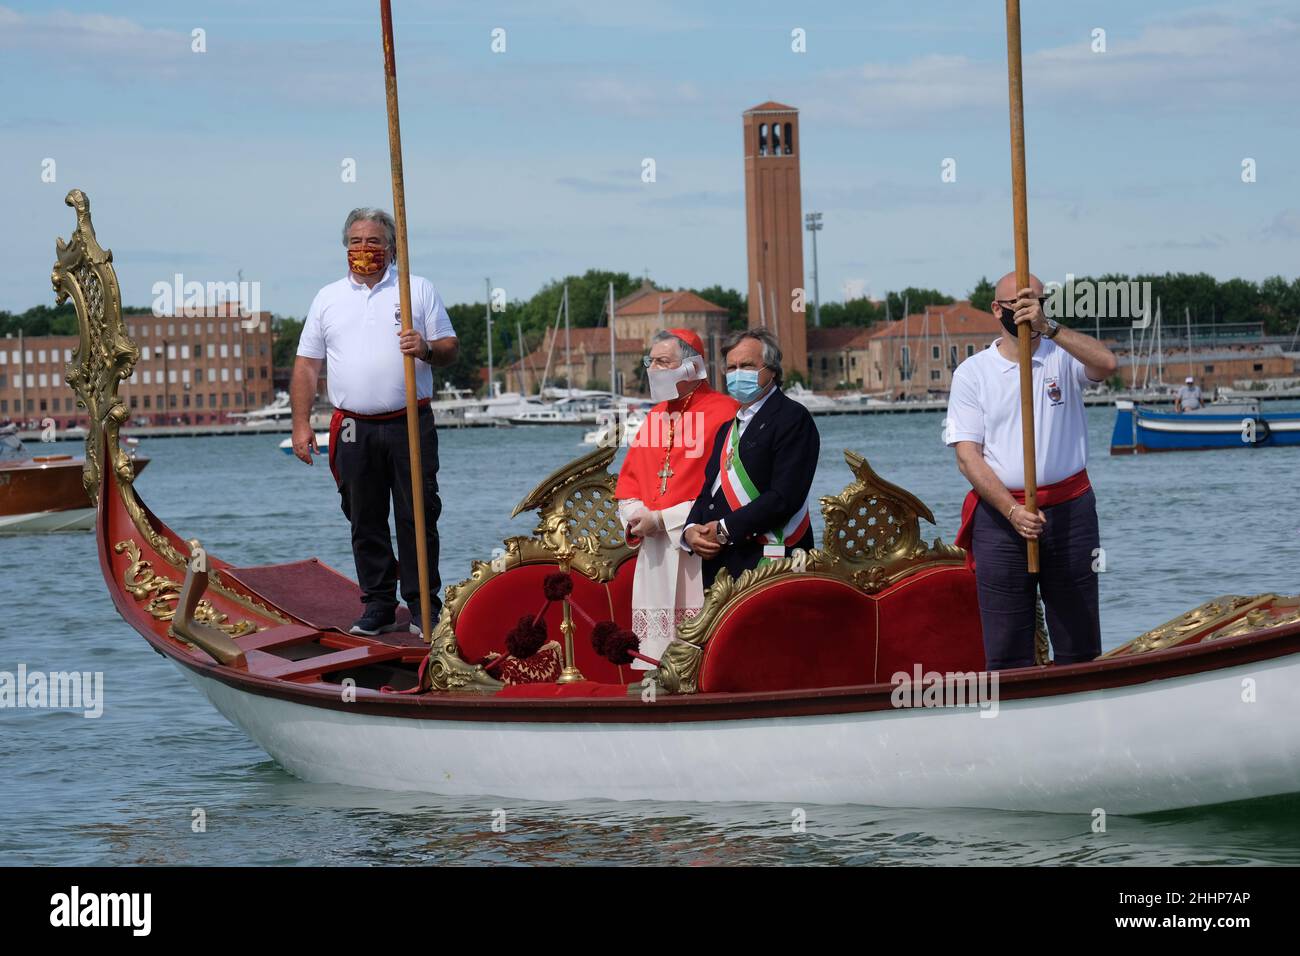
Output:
[697, 563, 984, 693]
[454, 557, 641, 684]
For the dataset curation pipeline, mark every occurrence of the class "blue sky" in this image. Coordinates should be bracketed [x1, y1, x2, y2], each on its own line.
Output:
[2, 0, 1297, 317]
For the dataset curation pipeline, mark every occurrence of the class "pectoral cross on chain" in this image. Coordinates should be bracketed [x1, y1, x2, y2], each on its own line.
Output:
[657, 461, 673, 495]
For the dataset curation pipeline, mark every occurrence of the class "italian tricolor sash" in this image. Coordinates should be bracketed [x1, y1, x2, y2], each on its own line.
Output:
[716, 417, 811, 562]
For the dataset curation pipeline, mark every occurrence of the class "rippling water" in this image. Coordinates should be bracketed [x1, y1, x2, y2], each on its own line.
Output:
[4, 407, 1299, 865]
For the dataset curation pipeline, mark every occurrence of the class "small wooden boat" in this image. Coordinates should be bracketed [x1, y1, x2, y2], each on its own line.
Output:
[1112, 399, 1300, 454]
[0, 424, 147, 533]
[57, 190, 1300, 814]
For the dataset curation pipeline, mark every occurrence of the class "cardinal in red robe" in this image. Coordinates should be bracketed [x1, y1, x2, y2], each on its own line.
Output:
[614, 328, 739, 668]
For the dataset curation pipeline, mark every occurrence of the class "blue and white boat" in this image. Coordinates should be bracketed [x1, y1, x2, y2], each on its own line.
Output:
[1111, 399, 1300, 454]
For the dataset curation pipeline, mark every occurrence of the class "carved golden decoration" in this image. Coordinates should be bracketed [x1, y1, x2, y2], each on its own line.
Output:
[1100, 595, 1270, 658]
[1201, 597, 1300, 644]
[820, 450, 964, 593]
[53, 190, 289, 627]
[52, 189, 135, 508]
[424, 601, 504, 694]
[510, 443, 633, 583]
[114, 540, 259, 639]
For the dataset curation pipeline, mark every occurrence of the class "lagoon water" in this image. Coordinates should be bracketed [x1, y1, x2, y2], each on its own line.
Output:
[3, 406, 1300, 865]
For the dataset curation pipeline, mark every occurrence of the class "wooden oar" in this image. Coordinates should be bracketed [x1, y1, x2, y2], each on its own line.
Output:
[379, 0, 435, 640]
[1004, 0, 1039, 573]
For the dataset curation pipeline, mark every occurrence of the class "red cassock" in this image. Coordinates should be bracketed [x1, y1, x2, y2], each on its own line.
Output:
[615, 382, 739, 510]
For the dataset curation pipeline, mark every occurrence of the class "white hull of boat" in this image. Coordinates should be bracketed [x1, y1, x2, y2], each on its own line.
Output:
[176, 652, 1300, 814]
[0, 507, 96, 533]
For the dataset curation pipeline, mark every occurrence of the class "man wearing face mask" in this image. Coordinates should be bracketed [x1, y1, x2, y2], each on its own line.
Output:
[945, 272, 1117, 670]
[614, 329, 739, 667]
[682, 328, 820, 587]
[290, 207, 459, 637]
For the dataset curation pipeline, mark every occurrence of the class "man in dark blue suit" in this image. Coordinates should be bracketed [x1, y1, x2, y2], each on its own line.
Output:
[682, 329, 820, 586]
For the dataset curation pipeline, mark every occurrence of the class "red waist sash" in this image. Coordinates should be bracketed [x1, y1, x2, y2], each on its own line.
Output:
[954, 468, 1091, 572]
[327, 398, 432, 482]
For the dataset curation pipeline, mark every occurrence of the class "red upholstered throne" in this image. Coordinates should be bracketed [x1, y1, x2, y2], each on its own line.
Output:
[657, 451, 985, 695]
[423, 444, 644, 691]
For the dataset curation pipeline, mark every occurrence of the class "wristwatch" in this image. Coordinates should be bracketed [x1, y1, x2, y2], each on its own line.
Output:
[716, 521, 730, 545]
[420, 340, 433, 362]
[1043, 318, 1061, 339]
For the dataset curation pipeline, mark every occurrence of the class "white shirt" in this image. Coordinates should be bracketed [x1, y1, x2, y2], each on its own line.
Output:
[297, 264, 456, 414]
[944, 337, 1096, 489]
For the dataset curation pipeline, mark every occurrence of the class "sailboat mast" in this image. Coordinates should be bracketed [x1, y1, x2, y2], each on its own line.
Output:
[484, 277, 493, 398]
[563, 282, 572, 397]
[608, 281, 617, 396]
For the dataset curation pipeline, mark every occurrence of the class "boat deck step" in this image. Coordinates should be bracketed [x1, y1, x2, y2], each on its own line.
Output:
[250, 643, 413, 682]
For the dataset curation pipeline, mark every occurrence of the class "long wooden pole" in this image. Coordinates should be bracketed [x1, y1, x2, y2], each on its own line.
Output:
[379, 0, 435, 640]
[1005, 0, 1039, 573]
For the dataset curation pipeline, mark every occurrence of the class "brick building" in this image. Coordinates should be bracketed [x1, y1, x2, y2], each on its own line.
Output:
[511, 327, 644, 395]
[807, 326, 874, 391]
[866, 301, 1002, 396]
[611, 283, 731, 386]
[0, 303, 275, 427]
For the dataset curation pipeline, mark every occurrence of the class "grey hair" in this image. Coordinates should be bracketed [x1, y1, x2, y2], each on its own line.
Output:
[650, 329, 702, 363]
[342, 208, 397, 256]
[722, 328, 783, 384]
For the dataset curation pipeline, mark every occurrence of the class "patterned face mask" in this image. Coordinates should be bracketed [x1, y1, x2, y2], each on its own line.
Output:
[347, 246, 387, 277]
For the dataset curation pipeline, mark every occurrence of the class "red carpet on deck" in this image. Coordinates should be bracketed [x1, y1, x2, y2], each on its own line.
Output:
[224, 558, 420, 642]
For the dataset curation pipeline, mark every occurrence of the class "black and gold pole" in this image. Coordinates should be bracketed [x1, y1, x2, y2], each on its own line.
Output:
[378, 0, 435, 641]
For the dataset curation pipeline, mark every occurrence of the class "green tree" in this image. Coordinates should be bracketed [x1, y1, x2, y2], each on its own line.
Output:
[969, 276, 995, 313]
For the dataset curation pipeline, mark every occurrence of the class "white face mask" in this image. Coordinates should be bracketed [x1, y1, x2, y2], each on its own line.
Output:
[648, 357, 701, 403]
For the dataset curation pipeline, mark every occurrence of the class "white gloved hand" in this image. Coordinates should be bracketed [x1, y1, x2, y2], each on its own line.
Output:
[628, 509, 664, 538]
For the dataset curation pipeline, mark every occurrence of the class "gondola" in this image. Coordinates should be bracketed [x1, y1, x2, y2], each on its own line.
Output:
[54, 191, 1300, 814]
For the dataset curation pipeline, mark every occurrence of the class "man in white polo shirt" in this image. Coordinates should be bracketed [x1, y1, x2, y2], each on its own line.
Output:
[945, 272, 1118, 670]
[290, 207, 458, 636]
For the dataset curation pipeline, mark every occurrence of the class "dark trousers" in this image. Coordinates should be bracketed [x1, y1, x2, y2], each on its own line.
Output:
[970, 490, 1101, 670]
[334, 407, 442, 619]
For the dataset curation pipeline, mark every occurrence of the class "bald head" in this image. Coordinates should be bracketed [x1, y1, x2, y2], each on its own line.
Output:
[994, 271, 1044, 302]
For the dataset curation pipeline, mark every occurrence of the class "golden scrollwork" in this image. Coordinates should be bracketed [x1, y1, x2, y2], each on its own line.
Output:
[1100, 594, 1269, 658]
[510, 444, 634, 583]
[52, 189, 136, 507]
[114, 540, 259, 639]
[54, 191, 290, 627]
[1201, 597, 1300, 644]
[424, 598, 504, 693]
[820, 450, 964, 593]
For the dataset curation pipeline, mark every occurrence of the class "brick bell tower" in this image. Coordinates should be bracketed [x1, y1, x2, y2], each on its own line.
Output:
[743, 101, 807, 380]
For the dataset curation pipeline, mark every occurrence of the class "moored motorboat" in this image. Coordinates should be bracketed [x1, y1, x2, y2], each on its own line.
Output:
[0, 423, 147, 533]
[56, 190, 1300, 814]
[1111, 399, 1300, 454]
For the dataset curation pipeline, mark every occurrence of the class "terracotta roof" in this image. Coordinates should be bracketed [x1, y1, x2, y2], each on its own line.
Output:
[870, 301, 1000, 339]
[617, 290, 729, 317]
[515, 327, 643, 368]
[807, 327, 874, 351]
[746, 101, 797, 113]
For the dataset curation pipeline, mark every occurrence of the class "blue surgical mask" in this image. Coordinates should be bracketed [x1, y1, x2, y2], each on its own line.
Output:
[726, 369, 765, 404]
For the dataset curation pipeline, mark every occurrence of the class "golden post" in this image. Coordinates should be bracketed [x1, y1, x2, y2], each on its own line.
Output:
[1004, 0, 1040, 573]
[378, 0, 436, 640]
